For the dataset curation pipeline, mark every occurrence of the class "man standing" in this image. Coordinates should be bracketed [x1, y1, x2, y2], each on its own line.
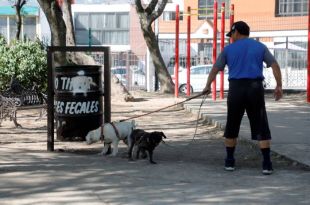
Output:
[203, 21, 283, 175]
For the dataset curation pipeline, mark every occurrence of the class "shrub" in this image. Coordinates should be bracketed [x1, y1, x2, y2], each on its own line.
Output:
[0, 36, 47, 92]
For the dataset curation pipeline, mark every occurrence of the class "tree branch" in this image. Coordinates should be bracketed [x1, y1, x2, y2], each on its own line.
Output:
[158, 0, 168, 13]
[148, 0, 167, 26]
[145, 0, 158, 15]
[20, 0, 27, 8]
[63, 0, 76, 45]
[135, 0, 144, 13]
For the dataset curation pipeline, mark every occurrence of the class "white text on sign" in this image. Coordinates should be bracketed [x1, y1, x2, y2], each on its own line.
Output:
[55, 100, 99, 115]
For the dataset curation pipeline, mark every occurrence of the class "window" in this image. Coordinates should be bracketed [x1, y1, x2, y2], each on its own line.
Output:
[23, 17, 36, 40]
[191, 65, 212, 75]
[0, 17, 7, 39]
[163, 11, 183, 21]
[0, 16, 36, 42]
[276, 0, 308, 16]
[9, 17, 16, 41]
[74, 12, 130, 45]
[191, 66, 207, 74]
[198, 0, 230, 20]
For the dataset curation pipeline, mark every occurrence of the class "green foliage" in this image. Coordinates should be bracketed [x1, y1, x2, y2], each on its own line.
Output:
[0, 37, 47, 92]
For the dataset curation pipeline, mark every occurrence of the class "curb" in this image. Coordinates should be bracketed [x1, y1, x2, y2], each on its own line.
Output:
[183, 104, 226, 129]
[183, 103, 310, 169]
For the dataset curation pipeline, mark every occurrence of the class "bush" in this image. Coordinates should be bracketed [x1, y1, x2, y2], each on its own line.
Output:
[0, 36, 47, 92]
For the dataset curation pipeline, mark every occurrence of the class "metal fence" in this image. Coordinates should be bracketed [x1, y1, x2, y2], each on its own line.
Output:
[92, 51, 147, 91]
[158, 3, 308, 91]
[261, 36, 307, 89]
[159, 35, 308, 90]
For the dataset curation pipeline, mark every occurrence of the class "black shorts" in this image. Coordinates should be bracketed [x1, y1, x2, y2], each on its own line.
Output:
[224, 79, 271, 141]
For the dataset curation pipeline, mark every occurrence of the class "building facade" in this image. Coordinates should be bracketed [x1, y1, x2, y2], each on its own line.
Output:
[0, 0, 51, 43]
[72, 2, 146, 54]
[72, 1, 148, 90]
[0, 5, 40, 43]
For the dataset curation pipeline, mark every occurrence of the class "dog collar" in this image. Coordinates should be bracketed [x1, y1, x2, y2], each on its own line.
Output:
[110, 122, 121, 140]
[100, 125, 104, 141]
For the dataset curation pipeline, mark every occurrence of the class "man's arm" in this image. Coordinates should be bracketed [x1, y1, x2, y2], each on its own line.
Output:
[202, 51, 226, 95]
[202, 66, 220, 95]
[263, 46, 283, 101]
[270, 62, 283, 101]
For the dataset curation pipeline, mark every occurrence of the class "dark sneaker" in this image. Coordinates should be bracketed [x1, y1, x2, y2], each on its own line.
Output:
[224, 158, 235, 171]
[262, 161, 273, 175]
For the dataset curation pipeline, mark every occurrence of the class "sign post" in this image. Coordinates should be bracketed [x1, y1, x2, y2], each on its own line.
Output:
[47, 46, 111, 151]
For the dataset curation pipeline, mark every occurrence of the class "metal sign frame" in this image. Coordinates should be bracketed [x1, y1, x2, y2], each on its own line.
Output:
[47, 46, 111, 151]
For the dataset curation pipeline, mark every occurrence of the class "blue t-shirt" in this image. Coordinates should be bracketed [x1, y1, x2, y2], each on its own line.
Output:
[214, 38, 276, 80]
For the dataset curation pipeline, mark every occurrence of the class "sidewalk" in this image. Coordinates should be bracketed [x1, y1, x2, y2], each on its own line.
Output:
[183, 92, 310, 167]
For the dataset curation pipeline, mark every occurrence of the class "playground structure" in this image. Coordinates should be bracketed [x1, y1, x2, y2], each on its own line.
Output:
[308, 0, 310, 103]
[174, 2, 234, 100]
[172, 1, 310, 103]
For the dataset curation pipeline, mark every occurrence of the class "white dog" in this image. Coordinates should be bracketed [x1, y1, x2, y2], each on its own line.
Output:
[85, 126, 102, 145]
[85, 120, 136, 156]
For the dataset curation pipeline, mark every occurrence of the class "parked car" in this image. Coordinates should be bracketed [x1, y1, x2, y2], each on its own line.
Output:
[130, 65, 146, 86]
[166, 55, 212, 75]
[111, 66, 127, 85]
[172, 64, 229, 93]
[111, 66, 146, 87]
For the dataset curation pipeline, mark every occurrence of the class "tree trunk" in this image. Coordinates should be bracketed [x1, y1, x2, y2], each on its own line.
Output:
[62, 0, 91, 64]
[142, 25, 174, 93]
[135, 0, 174, 93]
[13, 0, 27, 40]
[15, 6, 22, 40]
[37, 0, 67, 65]
[37, 0, 133, 100]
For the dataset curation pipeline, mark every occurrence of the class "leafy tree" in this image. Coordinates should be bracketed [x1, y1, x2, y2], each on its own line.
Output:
[0, 36, 8, 88]
[135, 0, 174, 93]
[0, 37, 47, 91]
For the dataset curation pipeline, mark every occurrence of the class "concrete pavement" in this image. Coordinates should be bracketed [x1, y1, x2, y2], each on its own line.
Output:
[183, 92, 310, 167]
[1, 145, 309, 205]
[0, 93, 310, 205]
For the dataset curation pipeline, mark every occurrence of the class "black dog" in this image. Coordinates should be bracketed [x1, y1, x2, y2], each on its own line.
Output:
[128, 129, 167, 164]
[127, 129, 147, 159]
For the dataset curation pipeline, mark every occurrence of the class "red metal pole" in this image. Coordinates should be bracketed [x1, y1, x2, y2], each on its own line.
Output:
[220, 2, 225, 99]
[212, 1, 218, 100]
[307, 1, 310, 103]
[186, 6, 191, 96]
[230, 4, 234, 44]
[175, 5, 180, 98]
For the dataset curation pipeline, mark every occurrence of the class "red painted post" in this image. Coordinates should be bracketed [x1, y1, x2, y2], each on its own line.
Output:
[220, 2, 225, 99]
[186, 6, 191, 96]
[307, 1, 310, 103]
[212, 1, 218, 100]
[230, 4, 234, 44]
[175, 5, 180, 98]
